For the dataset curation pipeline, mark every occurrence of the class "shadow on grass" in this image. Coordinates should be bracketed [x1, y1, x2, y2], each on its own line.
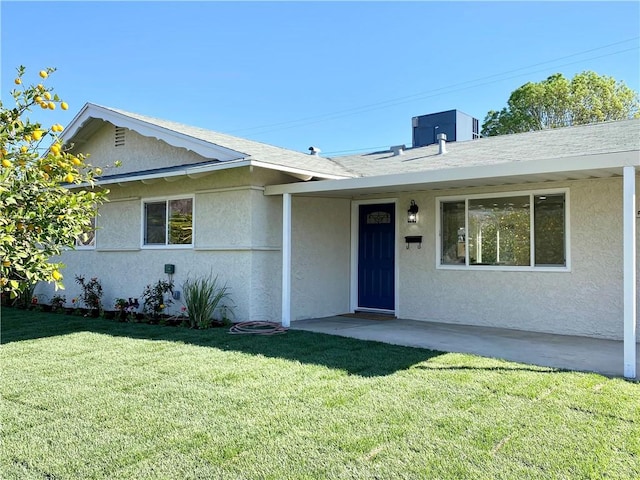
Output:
[1, 307, 447, 377]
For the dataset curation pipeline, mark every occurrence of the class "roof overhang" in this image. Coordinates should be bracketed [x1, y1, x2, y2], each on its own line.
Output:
[62, 103, 353, 184]
[61, 103, 246, 161]
[265, 151, 640, 197]
[81, 158, 349, 188]
[93, 160, 251, 186]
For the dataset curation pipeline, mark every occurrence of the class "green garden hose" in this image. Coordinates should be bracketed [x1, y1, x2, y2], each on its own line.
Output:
[228, 321, 288, 335]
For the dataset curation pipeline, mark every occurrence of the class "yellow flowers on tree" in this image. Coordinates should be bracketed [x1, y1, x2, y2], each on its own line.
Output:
[1, 66, 109, 299]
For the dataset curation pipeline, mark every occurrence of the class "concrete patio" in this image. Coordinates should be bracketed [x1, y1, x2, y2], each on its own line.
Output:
[290, 315, 639, 379]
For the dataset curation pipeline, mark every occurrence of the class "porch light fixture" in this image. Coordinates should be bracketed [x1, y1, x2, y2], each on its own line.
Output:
[407, 200, 419, 223]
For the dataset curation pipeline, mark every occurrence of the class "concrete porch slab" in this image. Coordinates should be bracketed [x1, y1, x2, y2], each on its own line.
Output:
[290, 316, 639, 379]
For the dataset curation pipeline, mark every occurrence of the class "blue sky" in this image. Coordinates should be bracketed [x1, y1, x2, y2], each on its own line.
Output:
[1, 1, 639, 156]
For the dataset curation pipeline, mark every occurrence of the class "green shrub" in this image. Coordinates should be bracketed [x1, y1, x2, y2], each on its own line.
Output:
[74, 275, 103, 312]
[15, 282, 37, 309]
[182, 273, 233, 329]
[141, 279, 173, 320]
[50, 294, 66, 312]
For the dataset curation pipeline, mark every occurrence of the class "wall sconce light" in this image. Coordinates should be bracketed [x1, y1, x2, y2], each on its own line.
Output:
[407, 200, 419, 223]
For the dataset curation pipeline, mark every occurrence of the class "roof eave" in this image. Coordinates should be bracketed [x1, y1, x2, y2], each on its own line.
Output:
[91, 159, 252, 187]
[61, 103, 247, 161]
[76, 157, 353, 188]
[264, 151, 639, 196]
[248, 159, 354, 180]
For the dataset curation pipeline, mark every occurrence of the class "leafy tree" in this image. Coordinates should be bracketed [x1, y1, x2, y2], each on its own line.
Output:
[1, 66, 109, 298]
[481, 71, 640, 136]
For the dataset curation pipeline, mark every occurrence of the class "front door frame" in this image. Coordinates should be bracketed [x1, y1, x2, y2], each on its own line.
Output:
[350, 198, 399, 313]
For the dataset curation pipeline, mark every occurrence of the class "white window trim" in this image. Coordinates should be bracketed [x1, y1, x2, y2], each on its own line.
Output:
[140, 194, 195, 249]
[74, 211, 97, 250]
[435, 188, 571, 272]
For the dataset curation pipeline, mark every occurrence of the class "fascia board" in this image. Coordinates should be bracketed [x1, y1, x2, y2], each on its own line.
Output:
[60, 102, 92, 143]
[61, 103, 246, 161]
[248, 159, 353, 180]
[264, 151, 639, 196]
[93, 160, 253, 186]
[93, 158, 352, 188]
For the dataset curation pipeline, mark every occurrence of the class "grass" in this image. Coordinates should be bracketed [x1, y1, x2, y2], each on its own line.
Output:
[1, 308, 639, 479]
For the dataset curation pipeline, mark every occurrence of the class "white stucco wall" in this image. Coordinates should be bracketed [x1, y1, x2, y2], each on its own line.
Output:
[96, 197, 140, 250]
[70, 122, 211, 176]
[34, 166, 292, 323]
[280, 175, 637, 340]
[394, 176, 638, 341]
[249, 189, 282, 320]
[250, 251, 282, 321]
[46, 249, 253, 320]
[290, 196, 351, 320]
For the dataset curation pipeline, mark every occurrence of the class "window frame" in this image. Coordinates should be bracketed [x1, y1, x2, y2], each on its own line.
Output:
[74, 212, 97, 250]
[141, 195, 194, 249]
[436, 188, 570, 272]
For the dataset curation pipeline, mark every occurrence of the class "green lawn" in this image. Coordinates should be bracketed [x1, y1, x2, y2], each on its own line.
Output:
[1, 308, 639, 479]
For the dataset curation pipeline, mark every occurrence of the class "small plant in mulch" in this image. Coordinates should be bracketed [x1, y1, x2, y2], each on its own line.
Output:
[74, 275, 103, 316]
[113, 297, 139, 322]
[50, 294, 66, 313]
[141, 280, 173, 322]
[12, 282, 38, 310]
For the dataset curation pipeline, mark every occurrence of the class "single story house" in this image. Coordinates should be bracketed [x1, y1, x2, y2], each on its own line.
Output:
[35, 103, 639, 378]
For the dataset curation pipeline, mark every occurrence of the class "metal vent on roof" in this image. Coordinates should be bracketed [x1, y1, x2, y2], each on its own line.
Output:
[115, 127, 125, 147]
[391, 144, 406, 156]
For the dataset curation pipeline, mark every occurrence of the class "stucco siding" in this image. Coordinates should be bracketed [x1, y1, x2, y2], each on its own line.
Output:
[250, 189, 282, 248]
[96, 198, 141, 250]
[72, 123, 209, 176]
[248, 189, 282, 320]
[395, 177, 637, 340]
[34, 166, 290, 323]
[42, 249, 252, 320]
[249, 251, 281, 321]
[291, 197, 351, 320]
[196, 189, 252, 247]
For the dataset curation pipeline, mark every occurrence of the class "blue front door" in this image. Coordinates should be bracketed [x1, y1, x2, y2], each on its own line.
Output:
[358, 203, 395, 310]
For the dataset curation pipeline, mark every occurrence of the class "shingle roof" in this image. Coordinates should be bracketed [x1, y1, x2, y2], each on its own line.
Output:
[68, 103, 355, 180]
[66, 103, 638, 183]
[332, 119, 640, 177]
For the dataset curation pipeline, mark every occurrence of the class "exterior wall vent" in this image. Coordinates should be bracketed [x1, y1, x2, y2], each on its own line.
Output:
[115, 126, 126, 147]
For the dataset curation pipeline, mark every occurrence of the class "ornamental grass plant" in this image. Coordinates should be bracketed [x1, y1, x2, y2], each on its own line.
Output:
[182, 272, 232, 328]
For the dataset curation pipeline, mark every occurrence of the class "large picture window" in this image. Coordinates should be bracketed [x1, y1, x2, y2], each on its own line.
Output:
[143, 197, 193, 246]
[439, 190, 567, 269]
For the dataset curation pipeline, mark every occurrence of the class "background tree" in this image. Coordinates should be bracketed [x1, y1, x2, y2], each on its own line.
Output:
[481, 71, 640, 137]
[1, 66, 110, 299]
